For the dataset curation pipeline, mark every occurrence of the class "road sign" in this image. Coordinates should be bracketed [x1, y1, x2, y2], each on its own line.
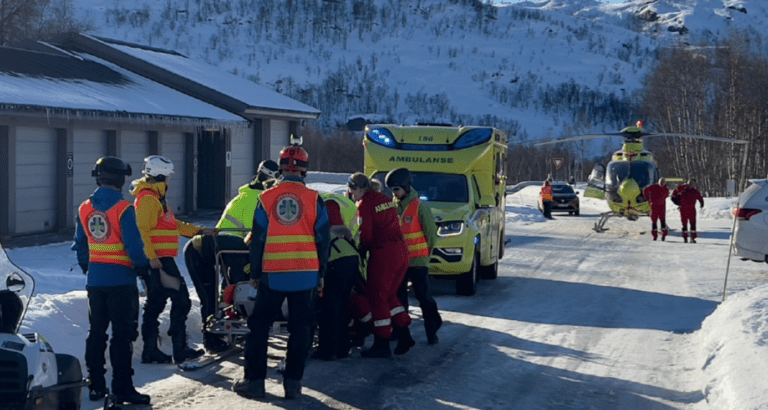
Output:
[554, 158, 564, 169]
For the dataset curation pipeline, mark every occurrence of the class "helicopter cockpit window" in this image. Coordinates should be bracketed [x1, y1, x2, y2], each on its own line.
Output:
[606, 161, 655, 189]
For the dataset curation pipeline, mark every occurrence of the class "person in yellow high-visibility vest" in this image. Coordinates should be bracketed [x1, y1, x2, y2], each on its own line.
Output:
[184, 159, 279, 353]
[386, 168, 442, 345]
[312, 192, 361, 361]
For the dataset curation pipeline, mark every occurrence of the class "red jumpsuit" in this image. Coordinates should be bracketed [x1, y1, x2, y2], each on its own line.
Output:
[349, 190, 411, 339]
[642, 184, 669, 241]
[671, 184, 704, 241]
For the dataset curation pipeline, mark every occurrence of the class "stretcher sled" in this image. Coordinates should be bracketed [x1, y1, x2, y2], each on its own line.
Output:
[203, 229, 289, 343]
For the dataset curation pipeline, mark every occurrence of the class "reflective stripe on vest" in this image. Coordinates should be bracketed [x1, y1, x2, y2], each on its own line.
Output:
[79, 199, 133, 267]
[259, 181, 320, 273]
[400, 198, 429, 259]
[321, 193, 360, 262]
[136, 190, 180, 257]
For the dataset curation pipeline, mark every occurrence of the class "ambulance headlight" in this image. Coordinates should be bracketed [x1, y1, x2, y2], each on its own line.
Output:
[437, 221, 464, 237]
[366, 127, 397, 148]
[454, 128, 492, 149]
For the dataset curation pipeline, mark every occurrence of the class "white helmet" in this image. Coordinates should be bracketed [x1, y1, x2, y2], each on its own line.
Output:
[143, 155, 174, 178]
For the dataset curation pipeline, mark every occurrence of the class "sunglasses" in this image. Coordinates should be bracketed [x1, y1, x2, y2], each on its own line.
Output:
[390, 186, 403, 193]
[347, 176, 358, 189]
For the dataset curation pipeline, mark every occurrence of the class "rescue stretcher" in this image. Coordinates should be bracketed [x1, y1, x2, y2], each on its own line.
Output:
[203, 228, 289, 344]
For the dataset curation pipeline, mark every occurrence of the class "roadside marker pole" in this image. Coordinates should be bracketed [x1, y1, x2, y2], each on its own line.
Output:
[722, 200, 739, 302]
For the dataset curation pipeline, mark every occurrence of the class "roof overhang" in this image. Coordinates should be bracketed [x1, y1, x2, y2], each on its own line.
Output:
[244, 107, 321, 120]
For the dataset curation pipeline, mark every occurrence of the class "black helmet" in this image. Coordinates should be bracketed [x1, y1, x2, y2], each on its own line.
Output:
[92, 156, 132, 188]
[257, 159, 279, 180]
[385, 167, 412, 193]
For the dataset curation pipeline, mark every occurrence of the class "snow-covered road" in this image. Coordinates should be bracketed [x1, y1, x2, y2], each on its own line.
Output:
[11, 185, 768, 409]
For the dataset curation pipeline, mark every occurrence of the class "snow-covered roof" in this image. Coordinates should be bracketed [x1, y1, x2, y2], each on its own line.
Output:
[89, 35, 320, 119]
[0, 46, 244, 124]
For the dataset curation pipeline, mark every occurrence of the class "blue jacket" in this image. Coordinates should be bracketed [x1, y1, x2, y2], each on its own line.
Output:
[72, 187, 149, 288]
[249, 175, 330, 291]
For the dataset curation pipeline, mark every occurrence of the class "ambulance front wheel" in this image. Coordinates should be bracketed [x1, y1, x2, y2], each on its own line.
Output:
[456, 249, 479, 296]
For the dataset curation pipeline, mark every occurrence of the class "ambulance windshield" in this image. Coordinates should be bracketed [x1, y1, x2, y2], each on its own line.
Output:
[373, 172, 468, 203]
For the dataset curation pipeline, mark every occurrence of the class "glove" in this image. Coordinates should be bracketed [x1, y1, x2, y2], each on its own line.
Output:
[135, 266, 150, 281]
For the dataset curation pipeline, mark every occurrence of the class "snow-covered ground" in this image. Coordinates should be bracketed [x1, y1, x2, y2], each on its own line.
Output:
[6, 183, 768, 409]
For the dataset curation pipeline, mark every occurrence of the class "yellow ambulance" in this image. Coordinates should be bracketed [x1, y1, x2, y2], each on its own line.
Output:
[364, 124, 508, 296]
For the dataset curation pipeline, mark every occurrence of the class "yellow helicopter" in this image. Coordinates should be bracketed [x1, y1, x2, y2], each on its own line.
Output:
[535, 121, 748, 232]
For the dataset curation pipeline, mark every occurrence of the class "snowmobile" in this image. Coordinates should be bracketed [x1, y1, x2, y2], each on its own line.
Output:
[0, 241, 87, 410]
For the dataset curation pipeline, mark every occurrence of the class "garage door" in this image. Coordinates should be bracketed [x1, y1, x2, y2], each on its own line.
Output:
[269, 120, 289, 163]
[230, 127, 254, 198]
[16, 126, 57, 234]
[121, 130, 149, 201]
[162, 132, 187, 215]
[72, 130, 106, 221]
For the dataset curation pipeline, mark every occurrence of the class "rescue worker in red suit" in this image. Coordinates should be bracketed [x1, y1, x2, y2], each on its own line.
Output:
[347, 172, 413, 358]
[642, 178, 670, 241]
[232, 144, 330, 400]
[671, 178, 705, 243]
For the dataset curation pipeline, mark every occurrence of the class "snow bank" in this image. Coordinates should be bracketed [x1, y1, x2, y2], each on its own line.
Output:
[697, 284, 768, 409]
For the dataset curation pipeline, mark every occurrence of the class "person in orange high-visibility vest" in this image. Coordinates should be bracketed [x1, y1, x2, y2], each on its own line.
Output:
[72, 157, 151, 406]
[386, 168, 442, 346]
[131, 155, 215, 365]
[232, 144, 330, 401]
[541, 180, 554, 219]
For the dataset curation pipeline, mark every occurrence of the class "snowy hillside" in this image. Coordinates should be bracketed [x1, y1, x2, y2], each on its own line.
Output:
[72, 0, 768, 139]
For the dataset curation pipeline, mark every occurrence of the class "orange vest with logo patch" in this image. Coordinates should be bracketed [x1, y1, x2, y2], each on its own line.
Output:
[400, 199, 429, 259]
[136, 190, 180, 257]
[259, 181, 320, 273]
[79, 200, 133, 267]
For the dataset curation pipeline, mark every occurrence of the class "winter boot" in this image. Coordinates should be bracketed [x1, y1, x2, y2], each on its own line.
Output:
[662, 229, 668, 241]
[113, 387, 151, 405]
[232, 378, 265, 399]
[172, 334, 204, 364]
[360, 335, 392, 358]
[112, 372, 150, 405]
[651, 230, 658, 241]
[426, 315, 443, 345]
[87, 376, 108, 402]
[141, 335, 172, 364]
[284, 378, 302, 400]
[394, 327, 416, 355]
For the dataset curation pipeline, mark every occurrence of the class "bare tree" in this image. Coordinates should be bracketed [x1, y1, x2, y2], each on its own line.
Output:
[0, 0, 90, 46]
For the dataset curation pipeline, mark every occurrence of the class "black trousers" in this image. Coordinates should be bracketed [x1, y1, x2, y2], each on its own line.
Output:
[141, 257, 191, 342]
[397, 266, 442, 337]
[244, 284, 315, 381]
[184, 235, 249, 326]
[85, 285, 139, 393]
[316, 255, 359, 357]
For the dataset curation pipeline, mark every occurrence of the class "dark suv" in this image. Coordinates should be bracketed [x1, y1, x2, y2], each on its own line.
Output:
[538, 182, 580, 216]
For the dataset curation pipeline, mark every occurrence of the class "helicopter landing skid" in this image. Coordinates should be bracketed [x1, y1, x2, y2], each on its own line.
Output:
[593, 212, 617, 233]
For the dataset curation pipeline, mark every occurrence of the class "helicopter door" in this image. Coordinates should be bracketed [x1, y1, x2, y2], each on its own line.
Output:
[584, 164, 606, 199]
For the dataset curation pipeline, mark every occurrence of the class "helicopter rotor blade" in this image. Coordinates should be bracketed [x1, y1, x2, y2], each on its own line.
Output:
[645, 133, 748, 144]
[534, 133, 626, 146]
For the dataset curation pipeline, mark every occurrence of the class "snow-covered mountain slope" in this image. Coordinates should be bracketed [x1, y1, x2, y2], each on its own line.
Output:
[72, 0, 766, 139]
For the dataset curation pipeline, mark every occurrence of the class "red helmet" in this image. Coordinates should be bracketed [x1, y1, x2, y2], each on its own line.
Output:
[279, 145, 309, 173]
